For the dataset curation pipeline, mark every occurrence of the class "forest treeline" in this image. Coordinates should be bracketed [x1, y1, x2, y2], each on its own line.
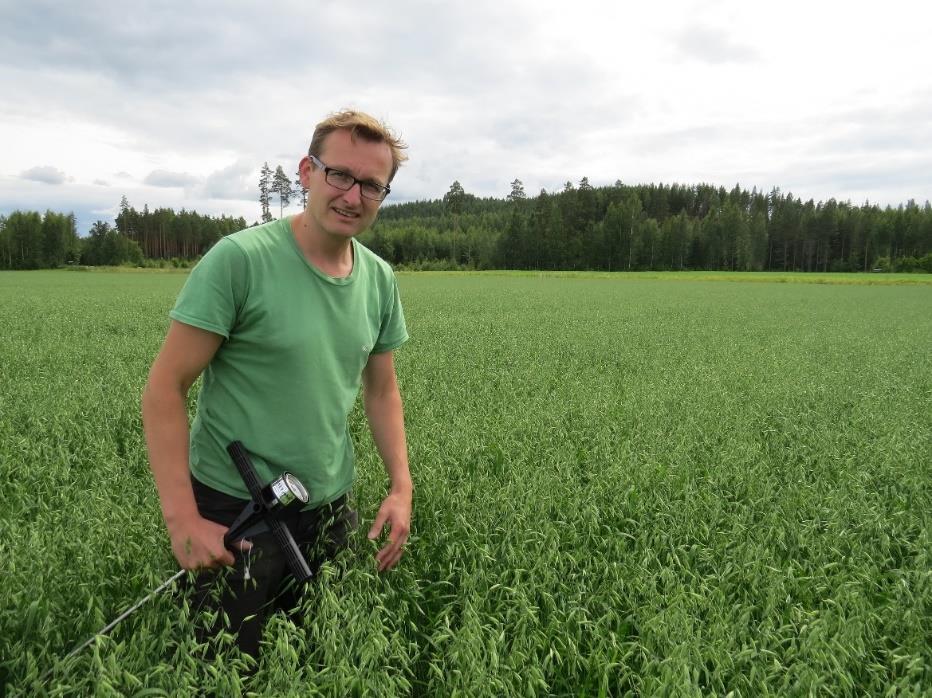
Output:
[2, 181, 931, 272]
[0, 198, 246, 269]
[363, 180, 932, 273]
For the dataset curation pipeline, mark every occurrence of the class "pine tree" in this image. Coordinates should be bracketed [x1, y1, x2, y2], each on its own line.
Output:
[444, 181, 466, 263]
[270, 165, 294, 218]
[258, 163, 272, 223]
[294, 169, 308, 209]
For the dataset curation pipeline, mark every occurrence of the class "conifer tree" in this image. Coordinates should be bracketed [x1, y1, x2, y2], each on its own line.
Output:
[294, 169, 308, 209]
[270, 165, 293, 218]
[444, 181, 466, 263]
[258, 162, 272, 223]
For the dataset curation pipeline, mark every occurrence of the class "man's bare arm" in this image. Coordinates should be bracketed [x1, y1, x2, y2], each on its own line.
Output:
[362, 350, 412, 571]
[141, 320, 242, 569]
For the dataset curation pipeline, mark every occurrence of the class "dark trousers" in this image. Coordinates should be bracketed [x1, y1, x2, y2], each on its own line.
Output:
[183, 477, 358, 658]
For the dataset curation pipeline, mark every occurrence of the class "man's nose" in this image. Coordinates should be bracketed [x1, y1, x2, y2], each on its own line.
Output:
[341, 182, 363, 205]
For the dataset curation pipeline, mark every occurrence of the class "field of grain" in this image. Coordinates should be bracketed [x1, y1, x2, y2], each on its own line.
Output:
[1, 269, 930, 696]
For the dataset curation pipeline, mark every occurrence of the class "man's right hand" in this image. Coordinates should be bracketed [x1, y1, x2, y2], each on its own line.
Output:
[166, 514, 251, 570]
[143, 321, 233, 571]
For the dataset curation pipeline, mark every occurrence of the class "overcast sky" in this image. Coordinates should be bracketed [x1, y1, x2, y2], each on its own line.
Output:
[2, 0, 931, 235]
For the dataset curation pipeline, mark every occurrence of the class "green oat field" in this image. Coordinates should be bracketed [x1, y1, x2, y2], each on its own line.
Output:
[1, 269, 930, 696]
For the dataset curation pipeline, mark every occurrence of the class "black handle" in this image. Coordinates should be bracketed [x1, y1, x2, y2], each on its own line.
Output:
[271, 519, 313, 582]
[225, 440, 313, 584]
[227, 440, 263, 501]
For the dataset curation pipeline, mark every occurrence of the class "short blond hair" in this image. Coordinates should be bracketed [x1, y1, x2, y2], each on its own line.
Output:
[309, 109, 408, 182]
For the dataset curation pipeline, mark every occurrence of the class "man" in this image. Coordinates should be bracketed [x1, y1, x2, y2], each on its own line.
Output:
[141, 110, 412, 658]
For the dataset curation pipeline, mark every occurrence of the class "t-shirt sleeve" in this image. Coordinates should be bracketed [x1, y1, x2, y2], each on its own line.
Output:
[372, 273, 408, 353]
[168, 238, 248, 339]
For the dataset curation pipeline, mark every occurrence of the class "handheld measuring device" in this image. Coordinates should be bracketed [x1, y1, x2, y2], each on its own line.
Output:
[43, 441, 313, 683]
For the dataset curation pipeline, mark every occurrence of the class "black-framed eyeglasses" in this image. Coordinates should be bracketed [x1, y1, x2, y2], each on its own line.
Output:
[308, 154, 391, 202]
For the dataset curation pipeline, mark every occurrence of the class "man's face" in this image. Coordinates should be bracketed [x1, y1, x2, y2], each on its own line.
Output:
[300, 129, 393, 241]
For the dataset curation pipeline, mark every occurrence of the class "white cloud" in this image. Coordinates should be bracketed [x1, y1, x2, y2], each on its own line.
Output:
[143, 170, 199, 188]
[20, 165, 69, 185]
[676, 25, 759, 64]
[199, 160, 259, 201]
[1, 0, 931, 223]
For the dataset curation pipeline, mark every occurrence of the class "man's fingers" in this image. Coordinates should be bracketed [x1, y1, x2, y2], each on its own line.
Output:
[375, 529, 408, 571]
[377, 548, 402, 570]
[377, 544, 404, 571]
[213, 535, 250, 566]
[232, 537, 253, 552]
[370, 493, 412, 571]
[171, 516, 245, 570]
[204, 545, 234, 568]
[179, 549, 231, 571]
[368, 510, 388, 540]
[196, 536, 239, 568]
[375, 523, 407, 557]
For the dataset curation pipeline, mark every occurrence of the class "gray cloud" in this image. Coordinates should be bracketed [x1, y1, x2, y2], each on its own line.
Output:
[785, 158, 932, 194]
[1, 171, 260, 236]
[20, 165, 68, 184]
[732, 152, 932, 207]
[677, 25, 759, 64]
[144, 170, 199, 188]
[0, 2, 324, 91]
[0, 2, 569, 161]
[199, 160, 257, 201]
[809, 96, 932, 158]
[93, 179, 109, 186]
[629, 125, 736, 156]
[2, 3, 930, 215]
[0, 3, 520, 99]
[1, 182, 117, 235]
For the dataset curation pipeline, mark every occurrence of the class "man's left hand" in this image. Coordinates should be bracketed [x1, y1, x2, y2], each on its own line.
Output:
[367, 491, 411, 572]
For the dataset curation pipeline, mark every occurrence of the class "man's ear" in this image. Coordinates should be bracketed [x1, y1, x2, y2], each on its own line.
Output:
[298, 156, 313, 189]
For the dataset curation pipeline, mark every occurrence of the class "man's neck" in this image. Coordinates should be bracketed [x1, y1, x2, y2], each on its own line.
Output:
[290, 213, 354, 278]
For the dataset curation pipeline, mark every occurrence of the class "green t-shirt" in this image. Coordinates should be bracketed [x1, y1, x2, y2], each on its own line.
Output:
[169, 218, 408, 506]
